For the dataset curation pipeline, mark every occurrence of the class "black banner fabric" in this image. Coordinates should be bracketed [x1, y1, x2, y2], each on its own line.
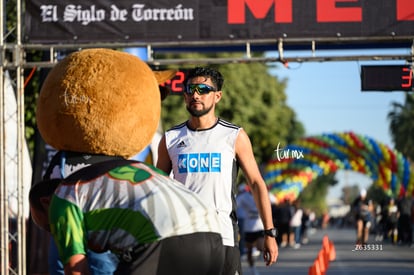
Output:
[24, 0, 414, 44]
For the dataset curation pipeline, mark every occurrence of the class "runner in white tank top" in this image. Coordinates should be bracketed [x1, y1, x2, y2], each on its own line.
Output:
[165, 118, 240, 247]
[157, 67, 278, 274]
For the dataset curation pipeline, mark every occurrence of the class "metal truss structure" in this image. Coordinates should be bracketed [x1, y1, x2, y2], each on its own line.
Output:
[1, 1, 413, 274]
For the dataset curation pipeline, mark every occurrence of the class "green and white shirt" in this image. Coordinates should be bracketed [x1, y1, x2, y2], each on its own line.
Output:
[49, 160, 221, 264]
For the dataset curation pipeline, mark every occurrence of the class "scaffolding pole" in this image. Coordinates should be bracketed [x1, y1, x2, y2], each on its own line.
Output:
[0, 0, 10, 273]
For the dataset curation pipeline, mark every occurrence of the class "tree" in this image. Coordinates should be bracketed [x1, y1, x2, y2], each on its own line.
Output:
[388, 93, 414, 161]
[299, 173, 337, 216]
[341, 184, 361, 205]
[367, 184, 388, 206]
[159, 52, 304, 168]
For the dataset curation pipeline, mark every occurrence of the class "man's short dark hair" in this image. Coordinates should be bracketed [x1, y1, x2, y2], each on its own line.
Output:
[185, 67, 224, 91]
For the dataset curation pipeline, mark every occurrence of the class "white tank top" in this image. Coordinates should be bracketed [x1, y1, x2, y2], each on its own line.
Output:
[165, 118, 241, 246]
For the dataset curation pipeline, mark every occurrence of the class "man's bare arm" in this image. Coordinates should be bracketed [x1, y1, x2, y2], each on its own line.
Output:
[64, 254, 90, 275]
[156, 135, 172, 174]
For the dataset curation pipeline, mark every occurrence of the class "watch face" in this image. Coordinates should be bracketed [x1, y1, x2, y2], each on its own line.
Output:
[265, 228, 277, 237]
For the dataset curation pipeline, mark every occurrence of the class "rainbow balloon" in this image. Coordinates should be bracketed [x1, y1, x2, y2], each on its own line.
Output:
[264, 132, 413, 202]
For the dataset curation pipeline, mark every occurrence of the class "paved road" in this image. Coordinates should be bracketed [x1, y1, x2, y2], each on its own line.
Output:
[241, 227, 414, 275]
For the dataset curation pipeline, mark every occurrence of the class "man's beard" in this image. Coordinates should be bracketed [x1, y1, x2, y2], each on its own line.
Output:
[186, 103, 213, 117]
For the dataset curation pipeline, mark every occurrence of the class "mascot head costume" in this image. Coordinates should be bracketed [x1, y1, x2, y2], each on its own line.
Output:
[36, 48, 175, 158]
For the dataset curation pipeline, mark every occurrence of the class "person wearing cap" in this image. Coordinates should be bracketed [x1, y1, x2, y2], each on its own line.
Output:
[352, 188, 373, 245]
[29, 160, 224, 275]
[156, 66, 278, 275]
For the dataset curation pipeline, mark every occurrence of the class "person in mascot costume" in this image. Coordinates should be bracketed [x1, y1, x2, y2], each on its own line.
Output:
[30, 48, 225, 275]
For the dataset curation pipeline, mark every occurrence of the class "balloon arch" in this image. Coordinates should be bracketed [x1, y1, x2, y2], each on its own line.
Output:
[264, 132, 413, 202]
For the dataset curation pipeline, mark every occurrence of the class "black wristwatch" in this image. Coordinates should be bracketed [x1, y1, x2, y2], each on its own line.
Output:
[264, 228, 278, 238]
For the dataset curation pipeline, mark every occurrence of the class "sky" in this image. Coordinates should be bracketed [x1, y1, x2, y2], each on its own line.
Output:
[266, 48, 410, 198]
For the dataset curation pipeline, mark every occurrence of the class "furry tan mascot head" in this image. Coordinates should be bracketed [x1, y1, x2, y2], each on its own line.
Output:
[36, 48, 174, 158]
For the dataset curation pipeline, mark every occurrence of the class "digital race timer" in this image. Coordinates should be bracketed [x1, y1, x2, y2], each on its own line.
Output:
[159, 70, 188, 94]
[361, 65, 413, 91]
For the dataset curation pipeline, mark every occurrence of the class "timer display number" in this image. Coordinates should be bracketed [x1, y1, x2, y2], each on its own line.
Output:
[361, 65, 413, 91]
[159, 70, 188, 94]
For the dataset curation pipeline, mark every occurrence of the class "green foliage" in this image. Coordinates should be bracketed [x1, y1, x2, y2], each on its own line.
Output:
[5, 0, 17, 43]
[340, 184, 360, 205]
[388, 94, 414, 161]
[23, 51, 45, 158]
[367, 184, 389, 206]
[299, 173, 337, 216]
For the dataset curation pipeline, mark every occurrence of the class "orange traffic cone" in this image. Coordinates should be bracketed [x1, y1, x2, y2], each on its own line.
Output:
[309, 259, 321, 275]
[322, 235, 330, 250]
[323, 246, 330, 268]
[329, 240, 336, 261]
[318, 250, 326, 274]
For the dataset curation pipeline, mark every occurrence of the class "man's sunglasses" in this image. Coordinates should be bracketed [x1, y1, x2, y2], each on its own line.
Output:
[185, 84, 217, 95]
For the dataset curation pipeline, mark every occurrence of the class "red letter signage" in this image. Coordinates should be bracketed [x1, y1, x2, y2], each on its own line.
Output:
[317, 0, 362, 22]
[228, 0, 292, 24]
[397, 0, 414, 21]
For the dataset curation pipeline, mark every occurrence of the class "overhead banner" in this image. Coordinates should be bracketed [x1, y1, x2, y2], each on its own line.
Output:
[24, 0, 414, 44]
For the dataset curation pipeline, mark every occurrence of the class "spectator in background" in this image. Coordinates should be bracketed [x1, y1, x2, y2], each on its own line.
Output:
[274, 199, 293, 248]
[308, 210, 317, 231]
[397, 194, 412, 245]
[300, 208, 311, 244]
[289, 201, 303, 249]
[237, 185, 265, 275]
[385, 198, 399, 244]
[352, 189, 372, 245]
[374, 202, 386, 242]
[271, 199, 281, 246]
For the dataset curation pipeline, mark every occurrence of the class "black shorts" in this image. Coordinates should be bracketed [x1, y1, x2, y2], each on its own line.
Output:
[116, 232, 224, 275]
[221, 245, 242, 275]
[279, 223, 290, 235]
[244, 231, 264, 243]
